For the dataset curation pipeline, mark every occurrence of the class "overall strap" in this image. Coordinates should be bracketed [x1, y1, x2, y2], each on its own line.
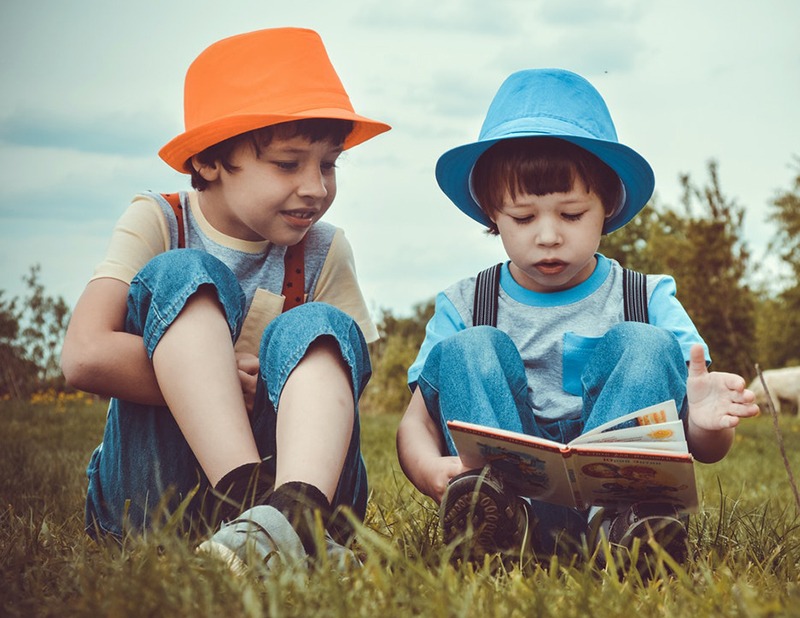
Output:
[472, 263, 649, 327]
[158, 192, 306, 313]
[472, 263, 502, 327]
[281, 237, 307, 313]
[161, 192, 185, 248]
[622, 268, 649, 323]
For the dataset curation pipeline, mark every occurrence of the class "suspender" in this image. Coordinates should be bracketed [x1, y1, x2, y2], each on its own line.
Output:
[280, 237, 307, 312]
[473, 263, 502, 328]
[159, 192, 305, 313]
[472, 262, 649, 327]
[622, 268, 649, 323]
[162, 192, 185, 249]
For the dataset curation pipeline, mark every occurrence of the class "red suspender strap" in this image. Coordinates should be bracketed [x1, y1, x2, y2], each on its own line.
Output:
[161, 192, 185, 249]
[281, 237, 306, 312]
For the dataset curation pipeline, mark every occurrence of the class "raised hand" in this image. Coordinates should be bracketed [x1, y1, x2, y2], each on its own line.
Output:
[686, 343, 759, 431]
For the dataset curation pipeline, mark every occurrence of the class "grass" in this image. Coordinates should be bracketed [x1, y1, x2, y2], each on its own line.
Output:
[2, 398, 800, 617]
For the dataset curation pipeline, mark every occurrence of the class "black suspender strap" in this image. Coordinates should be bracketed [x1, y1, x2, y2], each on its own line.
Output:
[472, 263, 502, 327]
[472, 263, 649, 327]
[622, 267, 649, 323]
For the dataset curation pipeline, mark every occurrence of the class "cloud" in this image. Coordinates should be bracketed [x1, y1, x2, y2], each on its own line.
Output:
[537, 0, 646, 25]
[355, 0, 524, 35]
[0, 108, 175, 157]
[0, 143, 185, 221]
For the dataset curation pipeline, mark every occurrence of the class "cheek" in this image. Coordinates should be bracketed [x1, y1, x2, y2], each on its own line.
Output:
[325, 177, 338, 202]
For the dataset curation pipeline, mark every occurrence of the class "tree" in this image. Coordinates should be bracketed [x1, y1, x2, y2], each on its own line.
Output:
[759, 161, 800, 367]
[768, 161, 800, 278]
[0, 265, 71, 398]
[362, 300, 434, 415]
[602, 161, 758, 378]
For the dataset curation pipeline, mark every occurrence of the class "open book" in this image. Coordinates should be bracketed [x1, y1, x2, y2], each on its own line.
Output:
[447, 400, 698, 513]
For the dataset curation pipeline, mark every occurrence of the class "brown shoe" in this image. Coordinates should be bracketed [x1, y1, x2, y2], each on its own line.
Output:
[440, 468, 534, 563]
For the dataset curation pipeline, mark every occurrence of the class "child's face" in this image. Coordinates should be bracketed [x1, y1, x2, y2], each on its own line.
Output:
[491, 179, 608, 293]
[197, 134, 343, 245]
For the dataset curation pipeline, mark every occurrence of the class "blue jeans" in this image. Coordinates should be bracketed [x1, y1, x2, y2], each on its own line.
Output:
[416, 324, 688, 553]
[85, 250, 371, 539]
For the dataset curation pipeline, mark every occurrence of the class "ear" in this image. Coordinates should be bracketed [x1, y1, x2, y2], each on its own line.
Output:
[191, 156, 221, 183]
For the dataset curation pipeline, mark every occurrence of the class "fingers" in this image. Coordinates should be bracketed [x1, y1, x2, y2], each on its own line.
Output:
[725, 400, 760, 421]
[687, 343, 707, 378]
[235, 352, 259, 375]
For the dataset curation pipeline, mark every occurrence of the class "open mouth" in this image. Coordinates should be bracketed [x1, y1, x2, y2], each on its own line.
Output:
[534, 260, 567, 275]
[282, 210, 316, 227]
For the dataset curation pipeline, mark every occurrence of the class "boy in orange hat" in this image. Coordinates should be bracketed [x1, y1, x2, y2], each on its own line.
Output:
[61, 27, 390, 571]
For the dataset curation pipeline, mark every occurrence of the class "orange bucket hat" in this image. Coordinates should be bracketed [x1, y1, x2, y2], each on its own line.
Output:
[159, 27, 391, 173]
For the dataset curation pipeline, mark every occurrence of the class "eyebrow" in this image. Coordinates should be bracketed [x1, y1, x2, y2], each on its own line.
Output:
[269, 145, 344, 156]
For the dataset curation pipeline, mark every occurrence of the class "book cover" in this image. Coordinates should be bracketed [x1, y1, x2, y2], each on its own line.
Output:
[447, 400, 698, 512]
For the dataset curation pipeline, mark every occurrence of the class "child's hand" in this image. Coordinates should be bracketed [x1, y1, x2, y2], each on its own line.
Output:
[686, 344, 759, 431]
[421, 456, 471, 503]
[235, 352, 260, 414]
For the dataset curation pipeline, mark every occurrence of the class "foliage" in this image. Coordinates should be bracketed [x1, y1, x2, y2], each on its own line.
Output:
[758, 163, 800, 368]
[0, 265, 71, 399]
[362, 300, 435, 415]
[3, 399, 800, 617]
[601, 160, 758, 378]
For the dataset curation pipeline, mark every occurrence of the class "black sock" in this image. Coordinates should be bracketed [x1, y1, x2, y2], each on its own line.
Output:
[267, 481, 331, 555]
[205, 461, 274, 526]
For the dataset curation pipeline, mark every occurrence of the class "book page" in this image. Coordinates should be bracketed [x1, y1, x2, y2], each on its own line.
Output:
[573, 400, 681, 444]
[447, 421, 579, 508]
[569, 419, 686, 448]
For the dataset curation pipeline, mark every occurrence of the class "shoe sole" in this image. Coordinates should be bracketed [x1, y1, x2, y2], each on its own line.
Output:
[196, 539, 249, 576]
[612, 514, 688, 574]
[441, 473, 528, 561]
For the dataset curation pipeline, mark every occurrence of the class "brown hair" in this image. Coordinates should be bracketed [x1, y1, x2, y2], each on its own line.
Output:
[471, 137, 622, 235]
[189, 118, 354, 190]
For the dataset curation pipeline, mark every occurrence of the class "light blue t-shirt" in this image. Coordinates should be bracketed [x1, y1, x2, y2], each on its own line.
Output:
[408, 255, 707, 422]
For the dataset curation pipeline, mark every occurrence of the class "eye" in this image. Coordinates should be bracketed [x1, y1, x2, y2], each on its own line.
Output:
[273, 160, 299, 171]
[320, 160, 338, 174]
[511, 215, 534, 224]
[562, 212, 584, 222]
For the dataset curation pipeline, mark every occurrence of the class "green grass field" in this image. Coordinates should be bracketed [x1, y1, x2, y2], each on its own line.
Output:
[2, 398, 800, 617]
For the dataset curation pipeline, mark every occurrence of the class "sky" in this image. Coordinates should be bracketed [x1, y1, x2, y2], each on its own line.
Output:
[1, 0, 798, 320]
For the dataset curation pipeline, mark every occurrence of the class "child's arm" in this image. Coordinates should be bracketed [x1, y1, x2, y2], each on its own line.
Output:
[684, 343, 759, 463]
[61, 278, 166, 405]
[396, 388, 470, 503]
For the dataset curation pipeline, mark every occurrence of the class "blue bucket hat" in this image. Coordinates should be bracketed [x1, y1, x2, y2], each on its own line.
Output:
[435, 69, 654, 234]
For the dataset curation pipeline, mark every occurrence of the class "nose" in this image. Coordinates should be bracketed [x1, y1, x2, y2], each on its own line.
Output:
[297, 165, 329, 200]
[535, 218, 561, 246]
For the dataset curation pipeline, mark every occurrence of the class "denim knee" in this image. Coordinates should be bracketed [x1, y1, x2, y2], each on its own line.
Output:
[418, 326, 534, 449]
[581, 322, 688, 428]
[258, 302, 371, 408]
[127, 249, 246, 356]
[421, 326, 528, 398]
[589, 322, 684, 383]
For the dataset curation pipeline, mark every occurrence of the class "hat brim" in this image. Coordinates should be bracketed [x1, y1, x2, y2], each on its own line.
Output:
[159, 109, 391, 173]
[435, 134, 654, 234]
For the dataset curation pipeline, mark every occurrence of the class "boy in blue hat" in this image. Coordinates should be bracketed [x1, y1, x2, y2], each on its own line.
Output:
[396, 69, 759, 568]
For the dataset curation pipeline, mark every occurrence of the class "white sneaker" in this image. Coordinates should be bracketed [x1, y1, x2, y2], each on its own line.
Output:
[197, 505, 306, 574]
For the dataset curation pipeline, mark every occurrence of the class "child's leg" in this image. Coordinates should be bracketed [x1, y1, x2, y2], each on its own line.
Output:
[194, 303, 371, 570]
[253, 302, 370, 524]
[416, 325, 536, 455]
[580, 322, 688, 433]
[580, 323, 690, 573]
[85, 249, 248, 537]
[152, 286, 259, 486]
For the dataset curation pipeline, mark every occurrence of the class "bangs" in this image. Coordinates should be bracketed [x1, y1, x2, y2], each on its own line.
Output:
[471, 137, 621, 216]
